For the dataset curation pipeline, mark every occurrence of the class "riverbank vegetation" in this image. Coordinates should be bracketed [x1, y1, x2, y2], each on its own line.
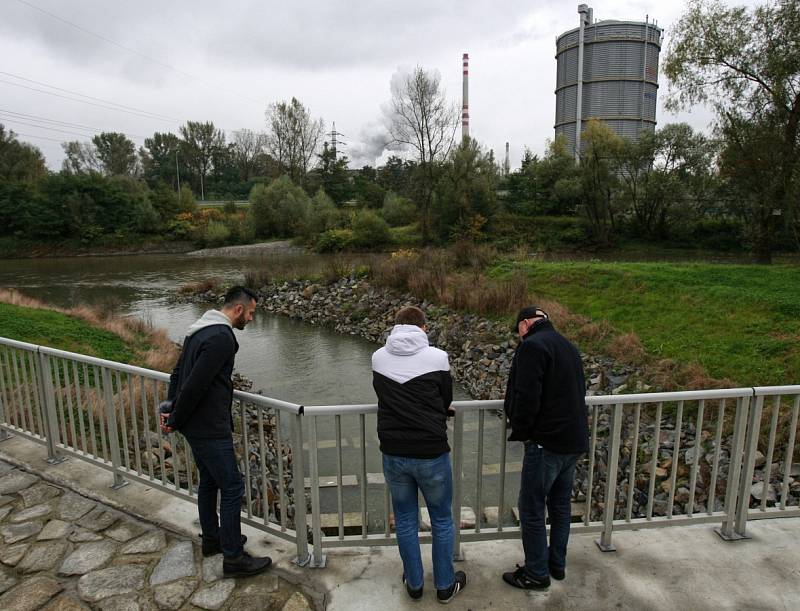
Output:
[3, 2, 799, 261]
[174, 244, 798, 388]
[0, 289, 178, 371]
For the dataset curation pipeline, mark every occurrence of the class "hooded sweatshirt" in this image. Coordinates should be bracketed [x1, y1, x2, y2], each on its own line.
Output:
[372, 325, 453, 457]
[166, 310, 239, 439]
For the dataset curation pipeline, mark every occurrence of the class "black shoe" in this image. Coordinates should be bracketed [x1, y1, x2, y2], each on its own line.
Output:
[436, 571, 466, 604]
[503, 565, 550, 590]
[549, 563, 565, 581]
[402, 573, 423, 600]
[222, 551, 272, 577]
[201, 533, 248, 557]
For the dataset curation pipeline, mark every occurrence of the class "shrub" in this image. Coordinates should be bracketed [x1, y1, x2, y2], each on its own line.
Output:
[308, 189, 344, 238]
[351, 209, 392, 249]
[223, 200, 237, 215]
[178, 185, 197, 214]
[204, 220, 231, 246]
[249, 176, 311, 238]
[380, 192, 416, 227]
[316, 228, 354, 252]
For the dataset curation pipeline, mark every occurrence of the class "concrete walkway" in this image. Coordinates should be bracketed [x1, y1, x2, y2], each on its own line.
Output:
[2, 433, 799, 610]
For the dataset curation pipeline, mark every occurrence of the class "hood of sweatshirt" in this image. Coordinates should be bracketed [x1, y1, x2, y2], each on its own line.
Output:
[385, 324, 429, 356]
[186, 310, 232, 337]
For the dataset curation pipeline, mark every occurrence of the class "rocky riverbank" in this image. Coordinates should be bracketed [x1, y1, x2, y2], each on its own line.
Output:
[177, 277, 799, 520]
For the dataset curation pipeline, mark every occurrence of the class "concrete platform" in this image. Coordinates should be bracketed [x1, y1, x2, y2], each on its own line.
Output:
[2, 433, 799, 610]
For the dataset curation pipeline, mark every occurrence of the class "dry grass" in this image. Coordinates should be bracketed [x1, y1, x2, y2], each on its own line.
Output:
[0, 288, 179, 372]
[178, 277, 222, 295]
[606, 332, 647, 366]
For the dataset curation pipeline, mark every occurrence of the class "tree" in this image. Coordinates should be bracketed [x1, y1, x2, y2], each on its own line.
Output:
[61, 140, 100, 174]
[141, 132, 181, 188]
[92, 132, 137, 176]
[618, 123, 716, 240]
[310, 142, 352, 204]
[434, 138, 498, 242]
[664, 0, 800, 262]
[265, 98, 324, 186]
[232, 129, 267, 181]
[179, 121, 225, 200]
[0, 125, 47, 183]
[578, 120, 624, 246]
[384, 66, 459, 242]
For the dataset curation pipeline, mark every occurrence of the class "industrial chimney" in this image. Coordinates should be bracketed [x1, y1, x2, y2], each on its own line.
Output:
[462, 53, 469, 140]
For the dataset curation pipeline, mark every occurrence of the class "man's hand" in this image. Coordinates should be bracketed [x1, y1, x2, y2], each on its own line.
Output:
[159, 412, 174, 434]
[447, 406, 456, 419]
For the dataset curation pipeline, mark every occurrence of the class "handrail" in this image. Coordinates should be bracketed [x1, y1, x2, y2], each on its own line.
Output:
[1, 335, 798, 570]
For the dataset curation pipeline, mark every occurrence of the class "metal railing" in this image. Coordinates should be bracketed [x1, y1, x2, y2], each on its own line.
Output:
[0, 336, 798, 569]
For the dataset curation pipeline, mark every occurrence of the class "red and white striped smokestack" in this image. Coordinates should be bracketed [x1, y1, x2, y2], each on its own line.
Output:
[462, 52, 469, 140]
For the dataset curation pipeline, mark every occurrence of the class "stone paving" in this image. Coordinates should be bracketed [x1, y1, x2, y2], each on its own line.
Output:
[0, 460, 314, 611]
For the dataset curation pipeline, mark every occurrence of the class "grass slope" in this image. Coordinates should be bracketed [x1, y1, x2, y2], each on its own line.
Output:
[490, 261, 800, 386]
[0, 302, 135, 363]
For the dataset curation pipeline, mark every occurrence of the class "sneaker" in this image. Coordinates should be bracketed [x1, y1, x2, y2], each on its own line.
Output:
[222, 551, 272, 577]
[201, 533, 248, 557]
[503, 565, 550, 590]
[402, 573, 423, 600]
[436, 571, 466, 604]
[549, 563, 565, 581]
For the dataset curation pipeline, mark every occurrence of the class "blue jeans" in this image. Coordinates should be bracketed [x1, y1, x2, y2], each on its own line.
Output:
[382, 453, 456, 591]
[519, 443, 580, 578]
[184, 435, 245, 559]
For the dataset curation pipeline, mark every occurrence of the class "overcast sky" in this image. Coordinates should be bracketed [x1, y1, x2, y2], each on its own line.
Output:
[0, 0, 761, 171]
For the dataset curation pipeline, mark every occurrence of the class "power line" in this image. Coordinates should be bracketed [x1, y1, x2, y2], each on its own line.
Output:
[0, 109, 148, 139]
[0, 71, 179, 122]
[15, 0, 264, 106]
[10, 131, 65, 143]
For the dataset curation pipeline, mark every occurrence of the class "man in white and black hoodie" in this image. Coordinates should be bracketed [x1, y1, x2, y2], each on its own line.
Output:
[372, 306, 467, 605]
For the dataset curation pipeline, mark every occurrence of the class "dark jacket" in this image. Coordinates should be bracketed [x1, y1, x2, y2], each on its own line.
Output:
[504, 319, 588, 454]
[372, 325, 453, 457]
[167, 311, 238, 439]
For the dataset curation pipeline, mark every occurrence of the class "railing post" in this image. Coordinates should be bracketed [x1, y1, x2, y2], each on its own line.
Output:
[0, 348, 12, 441]
[734, 393, 763, 537]
[101, 368, 128, 489]
[596, 403, 623, 551]
[37, 351, 66, 464]
[716, 395, 750, 540]
[451, 408, 465, 561]
[291, 411, 310, 566]
[307, 415, 326, 568]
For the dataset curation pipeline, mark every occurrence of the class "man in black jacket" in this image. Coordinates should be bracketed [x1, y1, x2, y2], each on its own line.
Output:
[502, 306, 588, 590]
[372, 306, 467, 604]
[162, 286, 271, 577]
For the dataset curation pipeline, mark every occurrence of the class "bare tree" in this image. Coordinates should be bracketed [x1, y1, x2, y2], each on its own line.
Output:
[232, 129, 267, 181]
[385, 66, 459, 242]
[265, 98, 324, 185]
[61, 140, 100, 174]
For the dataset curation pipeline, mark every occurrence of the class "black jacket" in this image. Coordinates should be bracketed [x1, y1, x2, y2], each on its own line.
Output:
[167, 322, 238, 439]
[504, 319, 588, 454]
[372, 325, 453, 457]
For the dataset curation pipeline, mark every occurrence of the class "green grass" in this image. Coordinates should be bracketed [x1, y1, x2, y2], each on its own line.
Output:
[0, 303, 135, 363]
[488, 260, 800, 386]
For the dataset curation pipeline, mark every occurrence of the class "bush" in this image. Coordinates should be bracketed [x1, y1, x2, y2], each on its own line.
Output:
[223, 200, 237, 215]
[249, 176, 311, 238]
[689, 218, 745, 251]
[380, 192, 416, 227]
[389, 224, 422, 247]
[351, 209, 392, 249]
[492, 213, 589, 249]
[308, 189, 344, 238]
[178, 185, 197, 214]
[316, 228, 354, 252]
[204, 220, 231, 246]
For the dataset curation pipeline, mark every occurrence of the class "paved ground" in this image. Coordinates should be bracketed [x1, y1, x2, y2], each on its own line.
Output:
[2, 433, 800, 610]
[0, 458, 313, 611]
